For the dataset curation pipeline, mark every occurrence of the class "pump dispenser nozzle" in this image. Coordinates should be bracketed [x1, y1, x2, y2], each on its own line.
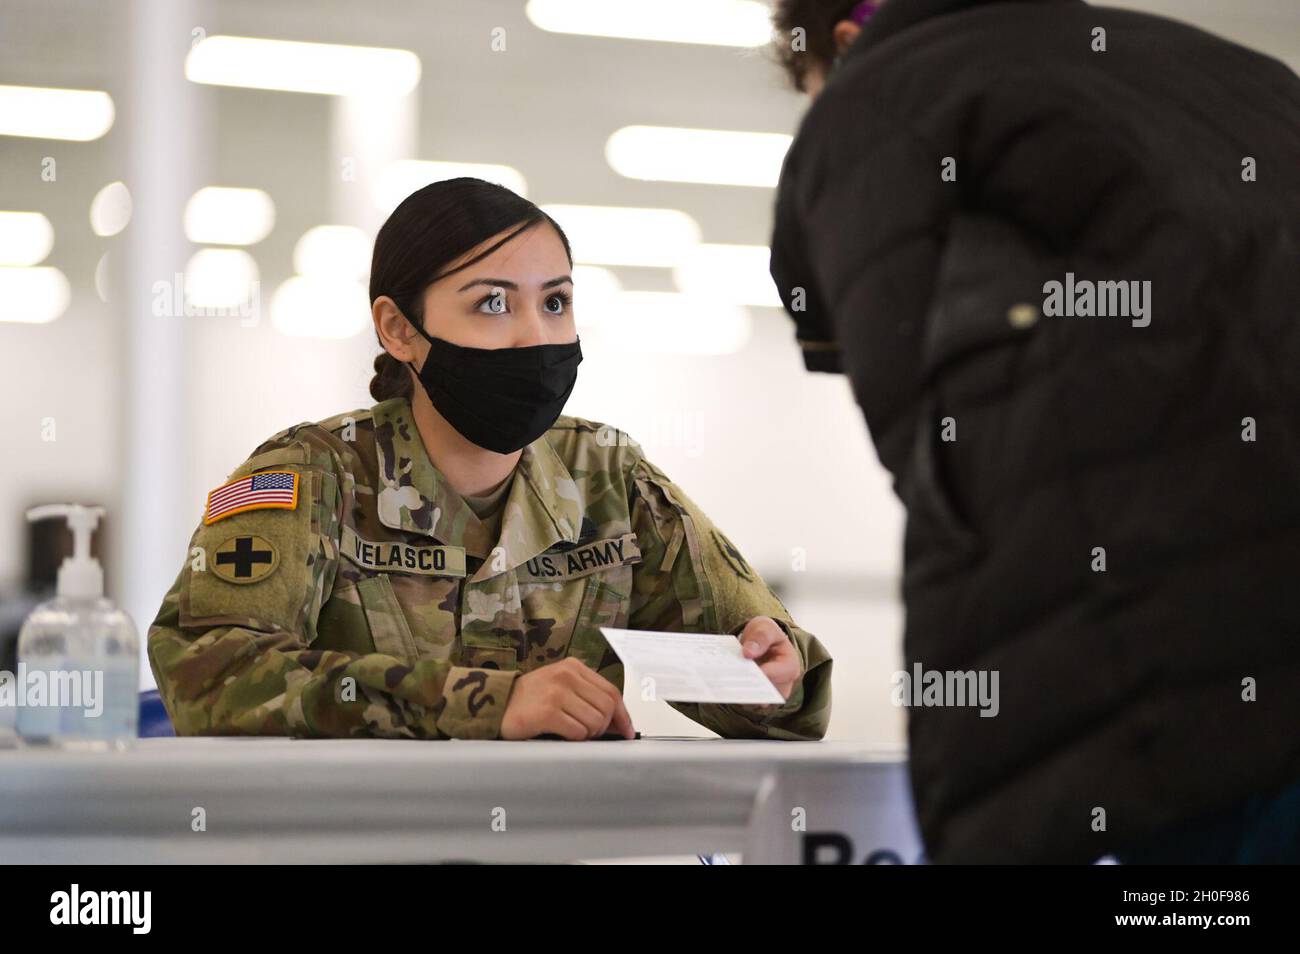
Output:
[26, 504, 106, 599]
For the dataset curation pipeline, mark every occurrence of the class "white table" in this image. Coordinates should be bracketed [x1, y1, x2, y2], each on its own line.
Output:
[0, 737, 918, 863]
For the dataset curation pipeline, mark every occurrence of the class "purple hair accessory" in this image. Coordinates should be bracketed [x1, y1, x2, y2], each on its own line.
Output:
[848, 1, 880, 25]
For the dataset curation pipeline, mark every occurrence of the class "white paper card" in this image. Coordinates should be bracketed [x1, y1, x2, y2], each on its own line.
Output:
[599, 627, 785, 704]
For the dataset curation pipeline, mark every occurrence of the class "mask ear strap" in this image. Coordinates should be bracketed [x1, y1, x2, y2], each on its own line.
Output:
[392, 303, 437, 377]
[383, 302, 430, 382]
[387, 298, 435, 343]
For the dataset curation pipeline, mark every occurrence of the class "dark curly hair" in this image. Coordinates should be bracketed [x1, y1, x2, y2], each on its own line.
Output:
[367, 177, 572, 402]
[770, 0, 864, 92]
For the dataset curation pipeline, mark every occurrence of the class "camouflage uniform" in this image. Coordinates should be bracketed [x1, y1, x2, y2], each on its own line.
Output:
[147, 397, 833, 740]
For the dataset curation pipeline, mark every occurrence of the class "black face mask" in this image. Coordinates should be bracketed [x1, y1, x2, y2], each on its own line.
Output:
[402, 316, 582, 455]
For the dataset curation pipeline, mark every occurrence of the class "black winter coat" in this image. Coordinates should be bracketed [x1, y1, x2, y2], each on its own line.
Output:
[771, 0, 1300, 862]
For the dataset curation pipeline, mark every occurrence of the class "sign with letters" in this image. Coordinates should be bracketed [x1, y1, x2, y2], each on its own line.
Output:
[745, 760, 925, 864]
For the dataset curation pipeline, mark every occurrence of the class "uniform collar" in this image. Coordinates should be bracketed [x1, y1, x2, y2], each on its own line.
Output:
[371, 397, 582, 577]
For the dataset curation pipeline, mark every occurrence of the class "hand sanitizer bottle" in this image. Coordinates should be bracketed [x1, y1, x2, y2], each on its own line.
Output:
[16, 505, 139, 750]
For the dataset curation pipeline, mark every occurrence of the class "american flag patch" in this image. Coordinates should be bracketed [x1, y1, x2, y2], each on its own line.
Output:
[204, 471, 299, 525]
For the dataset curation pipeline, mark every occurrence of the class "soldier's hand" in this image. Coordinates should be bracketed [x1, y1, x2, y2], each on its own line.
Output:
[500, 657, 636, 740]
[739, 617, 801, 700]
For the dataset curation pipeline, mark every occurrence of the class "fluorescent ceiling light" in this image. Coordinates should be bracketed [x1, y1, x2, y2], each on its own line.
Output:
[374, 160, 528, 214]
[542, 204, 701, 267]
[90, 181, 133, 237]
[186, 36, 421, 96]
[184, 187, 275, 246]
[0, 267, 71, 324]
[0, 84, 114, 141]
[673, 243, 781, 307]
[526, 0, 771, 47]
[607, 125, 791, 188]
[0, 211, 54, 266]
[294, 225, 371, 281]
[185, 249, 260, 310]
[571, 265, 622, 328]
[602, 291, 752, 355]
[95, 253, 112, 303]
[271, 276, 370, 338]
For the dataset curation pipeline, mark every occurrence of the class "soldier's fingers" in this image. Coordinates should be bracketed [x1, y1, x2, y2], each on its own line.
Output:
[568, 680, 619, 732]
[561, 693, 612, 738]
[566, 664, 624, 718]
[739, 617, 784, 659]
[579, 674, 635, 738]
[759, 651, 799, 680]
[751, 637, 798, 675]
[574, 663, 624, 706]
[759, 637, 799, 669]
[548, 711, 592, 741]
[608, 695, 635, 739]
[563, 659, 633, 738]
[759, 658, 799, 698]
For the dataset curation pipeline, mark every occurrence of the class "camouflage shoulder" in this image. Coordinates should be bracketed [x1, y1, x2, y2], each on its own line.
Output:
[315, 405, 377, 436]
[232, 406, 375, 480]
[547, 414, 646, 476]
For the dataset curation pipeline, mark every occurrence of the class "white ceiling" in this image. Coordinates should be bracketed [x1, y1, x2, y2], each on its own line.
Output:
[0, 0, 806, 301]
[2, 0, 1294, 304]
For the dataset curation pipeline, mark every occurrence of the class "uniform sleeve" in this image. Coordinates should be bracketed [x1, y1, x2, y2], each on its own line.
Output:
[769, 98, 948, 476]
[625, 454, 832, 740]
[770, 144, 840, 373]
[147, 432, 518, 740]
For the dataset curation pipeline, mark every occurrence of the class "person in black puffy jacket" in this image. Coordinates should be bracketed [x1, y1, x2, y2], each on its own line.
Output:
[769, 0, 1300, 863]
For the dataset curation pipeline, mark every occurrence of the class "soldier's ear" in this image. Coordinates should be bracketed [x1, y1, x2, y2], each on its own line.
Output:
[373, 296, 422, 363]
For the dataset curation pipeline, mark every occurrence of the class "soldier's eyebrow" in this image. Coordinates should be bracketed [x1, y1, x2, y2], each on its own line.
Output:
[457, 276, 572, 292]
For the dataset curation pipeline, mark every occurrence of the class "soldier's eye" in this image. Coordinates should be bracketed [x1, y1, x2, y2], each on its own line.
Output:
[544, 291, 572, 315]
[476, 289, 508, 315]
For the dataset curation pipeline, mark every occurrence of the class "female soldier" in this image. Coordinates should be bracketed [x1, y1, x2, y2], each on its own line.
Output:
[147, 178, 832, 741]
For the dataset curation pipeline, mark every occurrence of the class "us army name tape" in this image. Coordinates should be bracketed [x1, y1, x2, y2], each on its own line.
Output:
[517, 532, 642, 582]
[340, 525, 467, 578]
